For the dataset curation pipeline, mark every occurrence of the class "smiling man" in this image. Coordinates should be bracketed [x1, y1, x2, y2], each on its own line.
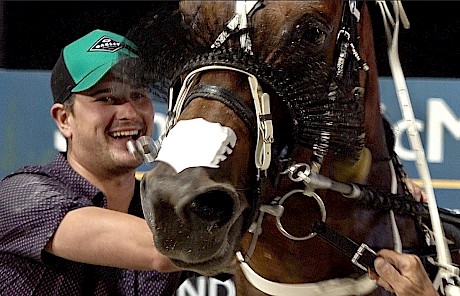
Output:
[0, 29, 186, 295]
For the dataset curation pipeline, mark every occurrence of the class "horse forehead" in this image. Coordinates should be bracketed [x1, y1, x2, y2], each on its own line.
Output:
[179, 0, 342, 27]
[262, 1, 342, 21]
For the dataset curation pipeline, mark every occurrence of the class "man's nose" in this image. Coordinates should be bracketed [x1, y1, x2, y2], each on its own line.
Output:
[117, 100, 139, 119]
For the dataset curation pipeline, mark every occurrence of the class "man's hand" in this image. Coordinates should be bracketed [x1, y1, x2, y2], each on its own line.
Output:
[406, 179, 427, 203]
[369, 249, 438, 296]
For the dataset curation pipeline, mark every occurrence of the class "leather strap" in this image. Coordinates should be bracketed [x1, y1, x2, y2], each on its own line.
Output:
[312, 220, 377, 272]
[184, 83, 257, 136]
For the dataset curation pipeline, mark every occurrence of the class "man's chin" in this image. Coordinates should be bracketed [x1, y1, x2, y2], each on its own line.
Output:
[112, 150, 144, 170]
[122, 157, 144, 169]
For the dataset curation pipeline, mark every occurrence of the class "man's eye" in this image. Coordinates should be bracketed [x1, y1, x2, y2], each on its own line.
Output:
[131, 92, 149, 102]
[96, 96, 115, 103]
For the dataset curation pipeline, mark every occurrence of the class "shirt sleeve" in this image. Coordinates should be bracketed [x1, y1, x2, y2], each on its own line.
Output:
[0, 173, 94, 263]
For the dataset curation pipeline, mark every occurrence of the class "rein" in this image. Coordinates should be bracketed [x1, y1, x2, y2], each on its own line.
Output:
[378, 2, 460, 293]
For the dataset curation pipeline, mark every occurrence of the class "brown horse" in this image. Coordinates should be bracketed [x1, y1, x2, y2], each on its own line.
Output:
[128, 1, 459, 295]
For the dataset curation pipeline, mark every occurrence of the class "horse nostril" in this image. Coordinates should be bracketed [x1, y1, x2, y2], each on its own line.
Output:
[186, 190, 235, 227]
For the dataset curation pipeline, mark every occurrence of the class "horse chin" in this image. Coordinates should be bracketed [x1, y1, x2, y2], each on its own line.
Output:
[170, 251, 238, 277]
[153, 214, 245, 276]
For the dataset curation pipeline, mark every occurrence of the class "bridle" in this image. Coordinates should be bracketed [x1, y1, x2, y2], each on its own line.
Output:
[163, 64, 273, 172]
[164, 0, 367, 170]
[151, 2, 381, 294]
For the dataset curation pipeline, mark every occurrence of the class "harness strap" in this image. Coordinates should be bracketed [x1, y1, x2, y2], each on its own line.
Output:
[184, 83, 257, 136]
[377, 1, 455, 279]
[211, 1, 261, 53]
[166, 65, 273, 173]
[248, 75, 273, 171]
[312, 221, 378, 272]
[236, 252, 377, 296]
[313, 221, 460, 275]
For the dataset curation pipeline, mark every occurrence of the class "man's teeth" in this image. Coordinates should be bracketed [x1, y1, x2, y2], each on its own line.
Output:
[111, 130, 139, 138]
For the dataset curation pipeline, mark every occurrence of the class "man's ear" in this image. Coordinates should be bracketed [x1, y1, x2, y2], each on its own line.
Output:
[50, 103, 72, 139]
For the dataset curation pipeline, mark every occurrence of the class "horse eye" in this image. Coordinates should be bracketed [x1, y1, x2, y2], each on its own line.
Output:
[302, 27, 326, 45]
[291, 22, 328, 48]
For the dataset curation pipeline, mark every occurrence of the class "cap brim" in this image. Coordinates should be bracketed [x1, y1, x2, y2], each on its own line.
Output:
[71, 62, 114, 92]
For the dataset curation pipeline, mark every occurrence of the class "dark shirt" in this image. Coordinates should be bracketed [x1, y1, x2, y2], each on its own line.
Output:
[0, 153, 183, 296]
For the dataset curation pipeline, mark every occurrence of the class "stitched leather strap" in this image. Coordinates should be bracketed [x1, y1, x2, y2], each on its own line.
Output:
[184, 83, 257, 136]
[312, 220, 377, 272]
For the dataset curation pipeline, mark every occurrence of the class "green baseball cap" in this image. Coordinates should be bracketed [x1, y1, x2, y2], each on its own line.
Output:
[51, 29, 139, 103]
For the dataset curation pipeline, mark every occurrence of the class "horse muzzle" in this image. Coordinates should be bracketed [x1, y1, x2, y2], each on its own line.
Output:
[140, 163, 248, 275]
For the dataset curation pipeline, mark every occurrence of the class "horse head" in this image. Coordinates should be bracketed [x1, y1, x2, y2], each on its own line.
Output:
[131, 1, 434, 294]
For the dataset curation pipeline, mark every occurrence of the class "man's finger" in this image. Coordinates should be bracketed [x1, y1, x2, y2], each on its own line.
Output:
[374, 256, 408, 291]
[377, 277, 395, 294]
[378, 249, 413, 272]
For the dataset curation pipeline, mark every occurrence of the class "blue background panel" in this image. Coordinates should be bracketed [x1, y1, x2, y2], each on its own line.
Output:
[1, 70, 459, 210]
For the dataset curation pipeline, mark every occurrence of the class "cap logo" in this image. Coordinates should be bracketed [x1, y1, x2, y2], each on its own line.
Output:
[89, 36, 124, 52]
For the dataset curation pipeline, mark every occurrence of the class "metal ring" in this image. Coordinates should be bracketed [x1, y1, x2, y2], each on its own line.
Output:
[287, 163, 310, 182]
[136, 136, 159, 163]
[275, 189, 327, 241]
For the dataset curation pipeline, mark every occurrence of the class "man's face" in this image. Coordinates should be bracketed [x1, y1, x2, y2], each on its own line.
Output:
[66, 74, 154, 176]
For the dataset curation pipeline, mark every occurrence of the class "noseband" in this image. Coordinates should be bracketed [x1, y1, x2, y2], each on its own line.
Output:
[164, 65, 274, 172]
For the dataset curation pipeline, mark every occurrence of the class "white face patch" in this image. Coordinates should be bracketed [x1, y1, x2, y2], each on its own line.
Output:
[155, 118, 237, 173]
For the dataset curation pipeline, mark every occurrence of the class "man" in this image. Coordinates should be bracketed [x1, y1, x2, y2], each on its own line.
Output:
[0, 29, 183, 295]
[371, 249, 439, 296]
[370, 182, 441, 296]
[369, 115, 441, 294]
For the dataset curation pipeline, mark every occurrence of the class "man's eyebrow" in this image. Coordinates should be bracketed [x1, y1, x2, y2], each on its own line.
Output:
[87, 88, 113, 97]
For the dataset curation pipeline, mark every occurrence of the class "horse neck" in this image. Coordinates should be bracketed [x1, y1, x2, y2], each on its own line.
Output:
[360, 4, 396, 193]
